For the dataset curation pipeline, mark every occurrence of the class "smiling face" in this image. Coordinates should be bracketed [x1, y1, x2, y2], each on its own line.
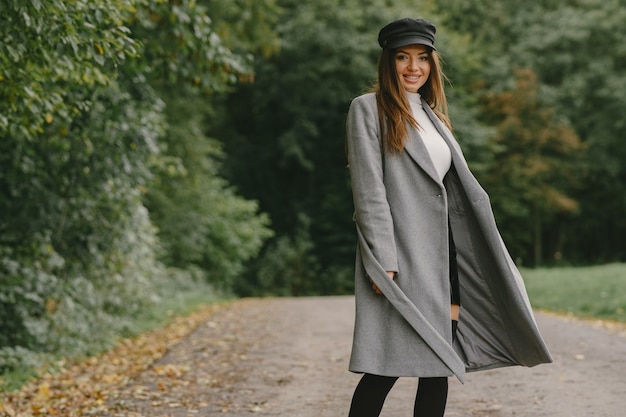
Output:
[394, 44, 431, 93]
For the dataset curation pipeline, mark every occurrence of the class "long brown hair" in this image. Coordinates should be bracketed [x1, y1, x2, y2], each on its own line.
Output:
[374, 47, 451, 154]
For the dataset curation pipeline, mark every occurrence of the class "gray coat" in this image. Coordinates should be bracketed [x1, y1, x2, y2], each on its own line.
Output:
[346, 93, 552, 383]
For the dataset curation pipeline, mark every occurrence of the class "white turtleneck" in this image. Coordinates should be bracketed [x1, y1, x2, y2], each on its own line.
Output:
[407, 92, 451, 181]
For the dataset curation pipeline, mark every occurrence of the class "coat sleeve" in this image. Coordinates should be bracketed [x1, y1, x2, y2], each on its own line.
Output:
[346, 95, 398, 273]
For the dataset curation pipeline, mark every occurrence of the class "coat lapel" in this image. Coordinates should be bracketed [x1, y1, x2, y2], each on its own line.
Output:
[403, 127, 442, 185]
[404, 104, 470, 186]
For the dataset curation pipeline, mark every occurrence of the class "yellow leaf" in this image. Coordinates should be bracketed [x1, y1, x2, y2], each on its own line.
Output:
[45, 114, 53, 123]
[45, 299, 57, 314]
[1, 404, 17, 417]
[102, 374, 119, 384]
[35, 382, 51, 401]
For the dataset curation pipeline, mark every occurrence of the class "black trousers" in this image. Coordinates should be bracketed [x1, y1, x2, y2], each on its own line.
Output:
[348, 374, 448, 417]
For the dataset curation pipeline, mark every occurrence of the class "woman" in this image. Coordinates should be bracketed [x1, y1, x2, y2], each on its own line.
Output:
[345, 18, 552, 417]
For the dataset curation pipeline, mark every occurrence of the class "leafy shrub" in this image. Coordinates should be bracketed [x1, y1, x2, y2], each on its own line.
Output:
[236, 215, 320, 296]
[0, 0, 278, 376]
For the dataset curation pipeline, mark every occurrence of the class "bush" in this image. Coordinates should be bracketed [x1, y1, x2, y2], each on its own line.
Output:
[0, 196, 166, 372]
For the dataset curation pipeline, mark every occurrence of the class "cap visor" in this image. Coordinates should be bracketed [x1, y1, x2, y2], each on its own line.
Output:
[386, 36, 436, 50]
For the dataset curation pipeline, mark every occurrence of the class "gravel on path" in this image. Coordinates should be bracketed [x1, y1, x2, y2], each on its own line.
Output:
[105, 296, 626, 417]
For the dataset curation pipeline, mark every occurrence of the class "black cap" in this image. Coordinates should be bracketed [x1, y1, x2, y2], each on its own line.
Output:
[378, 18, 437, 50]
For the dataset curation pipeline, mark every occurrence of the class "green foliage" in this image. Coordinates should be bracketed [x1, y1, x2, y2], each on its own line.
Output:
[0, 0, 137, 139]
[0, 0, 163, 373]
[507, 0, 626, 262]
[128, 0, 250, 90]
[523, 263, 626, 323]
[208, 0, 281, 58]
[131, 0, 280, 291]
[144, 94, 274, 291]
[0, 0, 279, 375]
[235, 214, 319, 296]
[479, 69, 585, 265]
[434, 0, 626, 263]
[0, 197, 166, 371]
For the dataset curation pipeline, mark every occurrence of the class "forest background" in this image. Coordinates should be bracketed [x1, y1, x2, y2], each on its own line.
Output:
[1, 0, 625, 376]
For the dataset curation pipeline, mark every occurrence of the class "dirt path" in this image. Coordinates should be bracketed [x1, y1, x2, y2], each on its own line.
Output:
[105, 296, 626, 417]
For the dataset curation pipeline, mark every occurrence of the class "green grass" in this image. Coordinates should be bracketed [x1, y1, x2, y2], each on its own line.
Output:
[125, 285, 230, 337]
[521, 263, 626, 323]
